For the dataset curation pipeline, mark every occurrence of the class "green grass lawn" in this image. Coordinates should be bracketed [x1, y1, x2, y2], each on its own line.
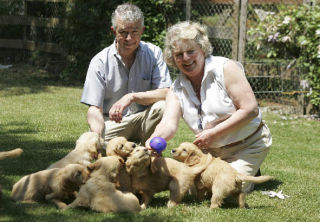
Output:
[0, 64, 320, 222]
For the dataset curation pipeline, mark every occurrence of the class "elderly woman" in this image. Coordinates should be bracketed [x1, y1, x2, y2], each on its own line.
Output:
[146, 21, 272, 192]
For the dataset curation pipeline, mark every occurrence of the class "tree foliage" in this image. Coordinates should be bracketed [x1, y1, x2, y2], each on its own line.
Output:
[57, 0, 183, 81]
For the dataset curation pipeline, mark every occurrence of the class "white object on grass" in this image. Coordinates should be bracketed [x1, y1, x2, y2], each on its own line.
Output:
[261, 190, 290, 199]
[0, 64, 12, 69]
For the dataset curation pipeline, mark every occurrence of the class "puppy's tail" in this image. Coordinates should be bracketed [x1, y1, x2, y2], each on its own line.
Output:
[190, 153, 213, 175]
[236, 174, 273, 184]
[0, 148, 23, 160]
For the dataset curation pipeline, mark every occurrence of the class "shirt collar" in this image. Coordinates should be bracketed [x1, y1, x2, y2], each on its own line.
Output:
[176, 72, 199, 106]
[111, 40, 143, 59]
[174, 55, 215, 105]
[203, 55, 215, 82]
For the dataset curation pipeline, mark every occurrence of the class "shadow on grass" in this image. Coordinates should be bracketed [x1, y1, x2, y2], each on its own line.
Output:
[102, 212, 177, 222]
[0, 197, 184, 222]
[0, 120, 79, 197]
[254, 179, 282, 191]
[0, 64, 83, 97]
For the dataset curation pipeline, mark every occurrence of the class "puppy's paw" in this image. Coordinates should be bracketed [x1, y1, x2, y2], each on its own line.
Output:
[140, 203, 147, 210]
[56, 202, 68, 209]
[210, 203, 221, 209]
[167, 200, 177, 208]
[61, 205, 69, 211]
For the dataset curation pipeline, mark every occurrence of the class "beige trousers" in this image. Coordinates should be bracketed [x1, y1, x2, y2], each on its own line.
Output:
[208, 122, 272, 192]
[103, 100, 165, 145]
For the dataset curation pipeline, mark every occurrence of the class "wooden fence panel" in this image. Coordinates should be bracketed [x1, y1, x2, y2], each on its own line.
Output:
[0, 39, 64, 54]
[0, 0, 65, 55]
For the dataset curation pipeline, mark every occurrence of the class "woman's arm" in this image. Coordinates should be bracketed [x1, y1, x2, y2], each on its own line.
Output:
[145, 88, 182, 148]
[194, 60, 258, 147]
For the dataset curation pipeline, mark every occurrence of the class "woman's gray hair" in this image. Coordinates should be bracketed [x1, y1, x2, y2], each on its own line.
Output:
[111, 3, 144, 29]
[164, 21, 213, 68]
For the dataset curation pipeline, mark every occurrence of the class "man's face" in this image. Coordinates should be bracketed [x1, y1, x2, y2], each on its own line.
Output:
[112, 18, 144, 57]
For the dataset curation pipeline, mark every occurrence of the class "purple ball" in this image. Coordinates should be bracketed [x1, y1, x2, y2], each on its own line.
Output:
[150, 137, 167, 153]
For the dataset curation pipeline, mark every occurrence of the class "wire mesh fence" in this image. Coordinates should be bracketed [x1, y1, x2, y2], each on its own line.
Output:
[182, 0, 311, 114]
[189, 0, 235, 58]
[0, 0, 316, 114]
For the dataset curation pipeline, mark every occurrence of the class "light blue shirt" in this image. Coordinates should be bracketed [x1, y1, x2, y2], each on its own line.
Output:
[81, 41, 172, 117]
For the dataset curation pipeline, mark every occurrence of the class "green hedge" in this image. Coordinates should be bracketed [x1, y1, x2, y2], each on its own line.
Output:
[247, 4, 320, 107]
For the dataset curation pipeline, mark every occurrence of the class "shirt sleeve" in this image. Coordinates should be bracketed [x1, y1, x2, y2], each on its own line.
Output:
[80, 58, 106, 108]
[151, 46, 172, 89]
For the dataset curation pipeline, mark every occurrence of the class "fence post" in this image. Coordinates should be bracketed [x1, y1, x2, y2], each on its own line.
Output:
[23, 0, 27, 41]
[185, 0, 191, 20]
[238, 0, 248, 64]
[231, 0, 240, 60]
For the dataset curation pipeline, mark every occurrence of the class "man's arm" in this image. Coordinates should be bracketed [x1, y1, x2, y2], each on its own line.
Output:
[109, 88, 169, 123]
[87, 105, 105, 137]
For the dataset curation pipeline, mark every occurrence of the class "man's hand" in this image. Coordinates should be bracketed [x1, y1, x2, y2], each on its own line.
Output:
[109, 93, 134, 123]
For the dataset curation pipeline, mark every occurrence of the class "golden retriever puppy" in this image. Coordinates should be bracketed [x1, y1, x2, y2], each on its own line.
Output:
[11, 163, 89, 208]
[0, 148, 23, 160]
[117, 165, 133, 193]
[106, 137, 138, 192]
[0, 148, 23, 201]
[171, 142, 273, 208]
[47, 132, 104, 169]
[63, 156, 141, 213]
[126, 146, 212, 209]
[106, 137, 137, 160]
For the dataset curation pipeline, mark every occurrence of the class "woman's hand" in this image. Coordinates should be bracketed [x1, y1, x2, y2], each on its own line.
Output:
[193, 128, 216, 149]
[145, 138, 162, 157]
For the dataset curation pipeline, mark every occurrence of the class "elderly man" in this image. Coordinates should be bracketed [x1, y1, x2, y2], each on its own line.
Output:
[81, 3, 172, 145]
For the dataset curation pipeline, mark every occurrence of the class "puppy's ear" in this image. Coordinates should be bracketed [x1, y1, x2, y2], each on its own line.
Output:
[97, 153, 103, 159]
[125, 158, 134, 174]
[106, 148, 116, 157]
[185, 151, 200, 166]
[109, 172, 118, 183]
[87, 161, 100, 172]
[117, 156, 125, 164]
[87, 163, 95, 172]
[74, 170, 81, 178]
[99, 137, 105, 148]
[150, 157, 158, 174]
[88, 144, 98, 154]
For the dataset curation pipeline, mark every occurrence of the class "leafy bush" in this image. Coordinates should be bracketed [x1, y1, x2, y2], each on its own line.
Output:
[248, 4, 320, 107]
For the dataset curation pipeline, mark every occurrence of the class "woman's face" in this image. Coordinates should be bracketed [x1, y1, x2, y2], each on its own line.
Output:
[172, 40, 205, 78]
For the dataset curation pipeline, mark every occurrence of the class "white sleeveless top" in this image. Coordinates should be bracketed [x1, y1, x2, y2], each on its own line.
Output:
[172, 56, 262, 148]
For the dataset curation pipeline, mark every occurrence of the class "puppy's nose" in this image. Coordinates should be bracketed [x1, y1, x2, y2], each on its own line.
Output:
[171, 149, 176, 153]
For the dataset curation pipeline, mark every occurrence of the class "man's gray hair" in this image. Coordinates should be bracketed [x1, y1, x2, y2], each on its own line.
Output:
[111, 3, 144, 29]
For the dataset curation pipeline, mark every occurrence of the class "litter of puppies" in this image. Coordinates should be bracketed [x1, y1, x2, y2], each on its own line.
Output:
[3, 133, 276, 212]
